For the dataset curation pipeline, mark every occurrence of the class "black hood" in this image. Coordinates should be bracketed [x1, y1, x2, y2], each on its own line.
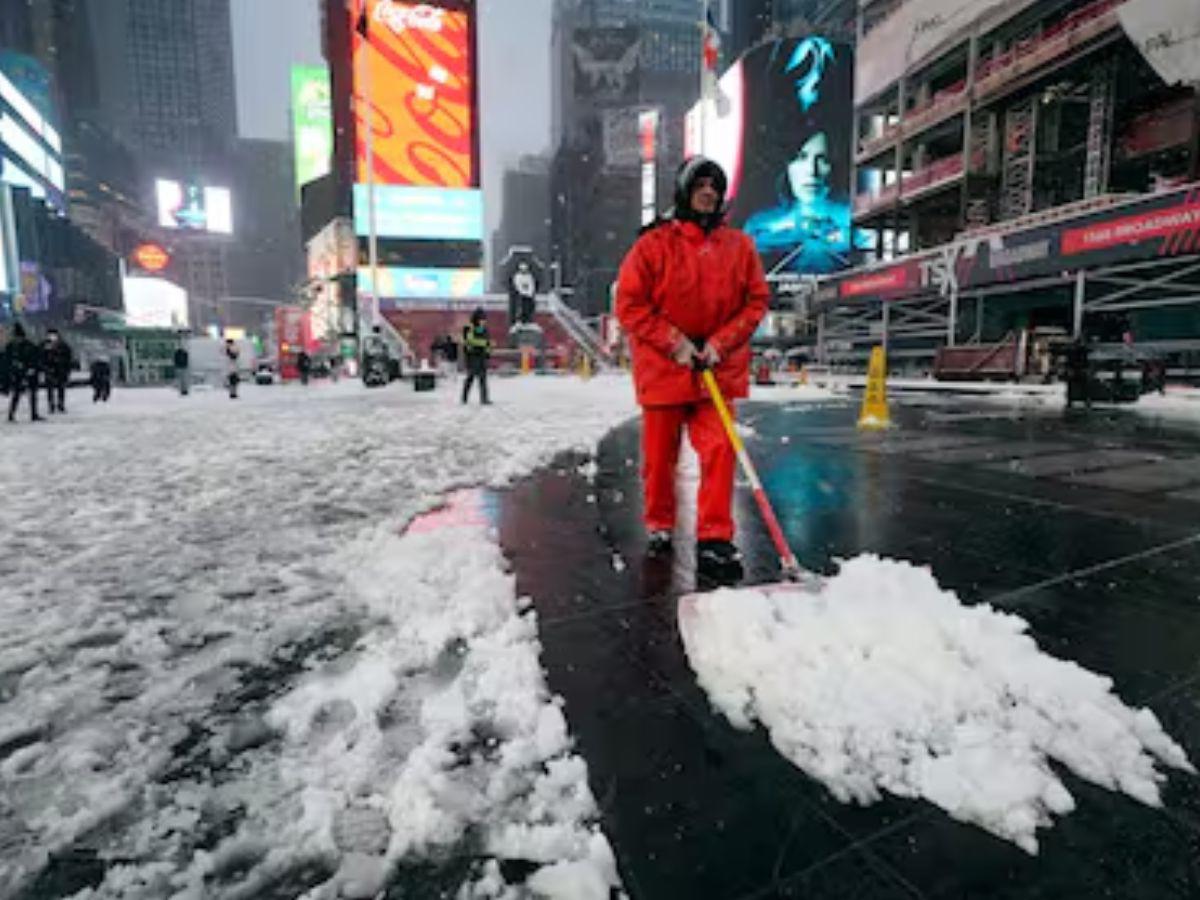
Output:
[673, 156, 728, 232]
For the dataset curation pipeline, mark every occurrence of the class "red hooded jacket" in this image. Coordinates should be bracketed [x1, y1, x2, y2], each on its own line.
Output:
[617, 218, 770, 407]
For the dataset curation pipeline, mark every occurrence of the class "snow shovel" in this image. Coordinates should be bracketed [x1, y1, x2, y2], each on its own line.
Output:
[697, 363, 802, 582]
[676, 365, 815, 662]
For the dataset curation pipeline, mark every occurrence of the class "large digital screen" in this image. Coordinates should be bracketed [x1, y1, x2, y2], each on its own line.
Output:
[123, 276, 189, 329]
[353, 184, 482, 240]
[358, 265, 483, 299]
[0, 112, 63, 194]
[732, 38, 855, 276]
[156, 179, 233, 234]
[352, 0, 477, 189]
[684, 60, 746, 205]
[292, 66, 333, 192]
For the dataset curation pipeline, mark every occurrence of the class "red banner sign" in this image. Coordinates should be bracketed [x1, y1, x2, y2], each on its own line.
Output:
[840, 265, 912, 298]
[1062, 197, 1200, 256]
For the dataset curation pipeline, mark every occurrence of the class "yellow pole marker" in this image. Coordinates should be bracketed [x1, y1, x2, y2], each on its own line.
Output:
[858, 345, 891, 430]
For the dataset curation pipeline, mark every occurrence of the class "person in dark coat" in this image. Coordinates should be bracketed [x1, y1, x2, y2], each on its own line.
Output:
[173, 345, 190, 396]
[6, 324, 43, 422]
[90, 358, 112, 403]
[0, 332, 10, 397]
[43, 328, 73, 414]
[297, 350, 312, 386]
[1064, 339, 1091, 410]
[461, 308, 492, 405]
[225, 339, 240, 399]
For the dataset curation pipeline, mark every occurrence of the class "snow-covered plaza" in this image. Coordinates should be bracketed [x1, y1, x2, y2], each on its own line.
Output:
[2, 376, 1199, 899]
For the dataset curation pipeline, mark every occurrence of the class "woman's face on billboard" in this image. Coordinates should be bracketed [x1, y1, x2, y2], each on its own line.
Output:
[787, 132, 832, 205]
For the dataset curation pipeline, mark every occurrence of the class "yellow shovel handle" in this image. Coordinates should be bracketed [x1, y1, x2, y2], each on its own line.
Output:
[701, 368, 747, 456]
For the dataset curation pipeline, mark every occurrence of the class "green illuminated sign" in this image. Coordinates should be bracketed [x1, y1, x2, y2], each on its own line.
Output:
[291, 65, 332, 194]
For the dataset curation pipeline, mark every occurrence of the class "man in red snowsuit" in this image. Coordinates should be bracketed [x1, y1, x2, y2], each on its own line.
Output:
[616, 157, 770, 578]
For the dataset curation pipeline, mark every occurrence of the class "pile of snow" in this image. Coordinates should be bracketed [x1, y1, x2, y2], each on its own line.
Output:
[0, 377, 635, 896]
[750, 383, 841, 404]
[679, 556, 1193, 854]
[1135, 387, 1200, 421]
[259, 493, 620, 898]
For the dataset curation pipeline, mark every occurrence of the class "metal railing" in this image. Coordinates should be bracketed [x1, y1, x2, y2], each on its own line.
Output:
[546, 292, 612, 369]
[371, 312, 417, 368]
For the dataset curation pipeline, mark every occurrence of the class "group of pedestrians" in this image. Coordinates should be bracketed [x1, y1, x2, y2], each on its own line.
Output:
[2, 324, 111, 423]
[170, 339, 240, 399]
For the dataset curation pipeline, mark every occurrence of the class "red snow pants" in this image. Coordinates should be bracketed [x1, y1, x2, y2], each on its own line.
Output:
[641, 402, 736, 542]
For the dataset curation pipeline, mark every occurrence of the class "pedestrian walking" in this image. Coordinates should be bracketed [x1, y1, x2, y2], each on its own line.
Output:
[90, 358, 112, 403]
[225, 339, 240, 399]
[461, 308, 492, 405]
[43, 328, 73, 414]
[616, 156, 769, 580]
[5, 324, 44, 422]
[297, 350, 312, 386]
[173, 344, 190, 396]
[443, 333, 459, 371]
[1064, 339, 1091, 410]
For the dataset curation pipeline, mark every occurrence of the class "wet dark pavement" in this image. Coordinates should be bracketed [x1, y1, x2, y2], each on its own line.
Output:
[497, 395, 1200, 899]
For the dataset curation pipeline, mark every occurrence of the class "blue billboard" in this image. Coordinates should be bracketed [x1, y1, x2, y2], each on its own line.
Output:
[733, 38, 855, 276]
[353, 185, 484, 241]
[359, 266, 484, 300]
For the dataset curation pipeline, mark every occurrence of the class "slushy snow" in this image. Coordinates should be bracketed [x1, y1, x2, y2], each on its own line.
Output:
[0, 377, 635, 897]
[679, 555, 1193, 854]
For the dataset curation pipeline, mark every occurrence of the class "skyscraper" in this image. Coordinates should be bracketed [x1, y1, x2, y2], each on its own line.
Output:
[550, 0, 709, 314]
[90, 0, 237, 167]
[84, 0, 239, 327]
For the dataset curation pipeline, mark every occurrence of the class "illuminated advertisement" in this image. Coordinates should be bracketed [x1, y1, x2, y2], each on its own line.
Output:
[156, 179, 234, 234]
[17, 261, 49, 313]
[122, 276, 189, 329]
[353, 183, 482, 240]
[358, 265, 484, 299]
[132, 243, 171, 273]
[639, 109, 658, 226]
[0, 62, 64, 207]
[684, 60, 745, 200]
[732, 39, 855, 276]
[291, 65, 332, 192]
[0, 53, 57, 133]
[352, 0, 478, 189]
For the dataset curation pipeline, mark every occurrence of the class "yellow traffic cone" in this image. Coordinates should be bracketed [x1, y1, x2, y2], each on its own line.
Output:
[858, 345, 891, 429]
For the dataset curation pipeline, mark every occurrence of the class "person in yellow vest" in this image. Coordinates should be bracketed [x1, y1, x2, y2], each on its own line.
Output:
[461, 308, 492, 405]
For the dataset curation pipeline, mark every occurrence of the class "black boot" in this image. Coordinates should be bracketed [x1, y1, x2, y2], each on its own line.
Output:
[696, 540, 744, 586]
[646, 530, 673, 559]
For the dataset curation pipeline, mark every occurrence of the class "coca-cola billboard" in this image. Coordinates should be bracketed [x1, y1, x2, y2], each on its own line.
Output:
[351, 0, 479, 190]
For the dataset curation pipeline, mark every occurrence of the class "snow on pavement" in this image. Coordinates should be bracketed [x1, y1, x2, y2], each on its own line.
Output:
[0, 377, 635, 898]
[1134, 386, 1200, 423]
[678, 556, 1194, 855]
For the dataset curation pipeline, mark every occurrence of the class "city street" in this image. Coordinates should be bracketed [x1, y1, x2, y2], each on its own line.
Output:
[501, 386, 1200, 899]
[3, 0, 1200, 896]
